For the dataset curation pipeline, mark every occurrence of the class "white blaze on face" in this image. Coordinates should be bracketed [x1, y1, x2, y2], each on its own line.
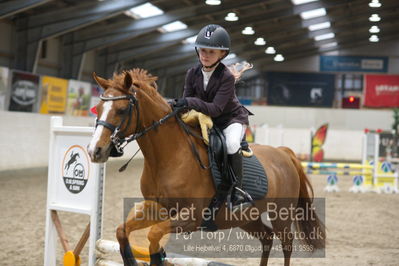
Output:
[88, 99, 114, 155]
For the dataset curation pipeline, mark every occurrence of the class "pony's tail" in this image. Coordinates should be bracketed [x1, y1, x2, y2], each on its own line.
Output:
[278, 146, 326, 250]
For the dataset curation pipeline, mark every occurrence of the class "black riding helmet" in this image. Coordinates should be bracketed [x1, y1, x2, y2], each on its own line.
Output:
[195, 24, 231, 68]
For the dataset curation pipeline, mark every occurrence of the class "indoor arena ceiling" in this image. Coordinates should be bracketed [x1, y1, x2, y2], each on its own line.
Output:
[1, 0, 399, 79]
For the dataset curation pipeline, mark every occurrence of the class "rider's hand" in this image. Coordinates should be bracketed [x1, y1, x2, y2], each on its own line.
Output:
[173, 98, 188, 108]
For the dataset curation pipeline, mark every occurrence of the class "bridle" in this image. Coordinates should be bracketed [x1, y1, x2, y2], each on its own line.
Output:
[95, 91, 180, 155]
[95, 92, 138, 154]
[96, 89, 209, 170]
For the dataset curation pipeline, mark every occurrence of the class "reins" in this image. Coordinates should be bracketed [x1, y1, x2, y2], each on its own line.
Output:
[97, 92, 210, 170]
[175, 113, 210, 169]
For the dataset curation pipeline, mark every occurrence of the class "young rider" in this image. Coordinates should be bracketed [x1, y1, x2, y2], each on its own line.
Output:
[174, 24, 252, 209]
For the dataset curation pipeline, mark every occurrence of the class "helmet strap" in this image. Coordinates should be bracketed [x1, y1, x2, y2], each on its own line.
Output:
[203, 60, 220, 69]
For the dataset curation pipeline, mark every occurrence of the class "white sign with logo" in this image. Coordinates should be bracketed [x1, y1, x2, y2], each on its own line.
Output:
[44, 116, 105, 266]
[62, 144, 90, 193]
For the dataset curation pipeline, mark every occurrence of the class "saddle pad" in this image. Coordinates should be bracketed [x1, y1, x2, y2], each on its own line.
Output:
[211, 155, 268, 200]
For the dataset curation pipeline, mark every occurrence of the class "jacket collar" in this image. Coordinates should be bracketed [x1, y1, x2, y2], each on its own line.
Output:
[194, 62, 225, 78]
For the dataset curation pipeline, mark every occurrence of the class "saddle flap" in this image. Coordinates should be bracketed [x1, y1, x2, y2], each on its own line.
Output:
[208, 127, 228, 176]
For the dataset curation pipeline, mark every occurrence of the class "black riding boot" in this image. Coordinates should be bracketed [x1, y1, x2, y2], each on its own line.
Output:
[228, 151, 252, 211]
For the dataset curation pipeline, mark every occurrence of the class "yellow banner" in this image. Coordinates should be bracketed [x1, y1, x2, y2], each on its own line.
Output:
[39, 76, 68, 114]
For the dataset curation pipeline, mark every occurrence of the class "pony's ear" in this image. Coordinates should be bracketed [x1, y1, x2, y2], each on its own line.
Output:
[92, 72, 109, 89]
[124, 72, 133, 90]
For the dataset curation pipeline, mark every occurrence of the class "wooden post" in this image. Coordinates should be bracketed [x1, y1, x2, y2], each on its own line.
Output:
[51, 210, 70, 253]
[74, 223, 90, 257]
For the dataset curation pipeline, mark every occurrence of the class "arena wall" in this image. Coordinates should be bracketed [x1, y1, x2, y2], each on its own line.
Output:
[0, 107, 393, 171]
[248, 105, 392, 130]
[0, 111, 142, 171]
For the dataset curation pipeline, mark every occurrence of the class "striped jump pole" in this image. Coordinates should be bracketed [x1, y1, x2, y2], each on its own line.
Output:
[302, 162, 373, 170]
[96, 240, 233, 266]
[301, 161, 376, 193]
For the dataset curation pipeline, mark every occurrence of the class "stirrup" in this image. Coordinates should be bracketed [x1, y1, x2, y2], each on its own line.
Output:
[228, 187, 254, 211]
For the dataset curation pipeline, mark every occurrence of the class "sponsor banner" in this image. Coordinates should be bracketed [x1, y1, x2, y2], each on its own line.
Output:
[8, 70, 40, 112]
[320, 55, 388, 73]
[0, 66, 9, 110]
[89, 84, 104, 117]
[364, 74, 399, 107]
[66, 79, 92, 116]
[267, 72, 335, 107]
[39, 76, 68, 114]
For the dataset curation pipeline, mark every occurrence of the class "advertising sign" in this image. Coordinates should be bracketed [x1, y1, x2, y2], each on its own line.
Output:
[89, 84, 104, 117]
[39, 76, 68, 114]
[267, 72, 335, 107]
[8, 70, 40, 112]
[320, 55, 388, 73]
[364, 74, 399, 107]
[66, 79, 91, 116]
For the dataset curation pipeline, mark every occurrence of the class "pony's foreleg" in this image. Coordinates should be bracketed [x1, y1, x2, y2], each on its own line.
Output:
[240, 219, 274, 266]
[116, 200, 165, 266]
[147, 216, 197, 266]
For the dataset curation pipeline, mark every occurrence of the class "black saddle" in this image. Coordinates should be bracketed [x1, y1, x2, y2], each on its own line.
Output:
[202, 127, 268, 231]
[208, 127, 267, 197]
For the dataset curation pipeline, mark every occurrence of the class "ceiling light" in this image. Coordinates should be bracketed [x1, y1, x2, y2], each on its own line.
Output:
[369, 14, 381, 22]
[314, 32, 335, 41]
[225, 12, 239, 21]
[320, 42, 337, 48]
[265, 47, 276, 54]
[183, 36, 197, 44]
[369, 35, 379, 42]
[308, 21, 331, 31]
[205, 0, 221, 5]
[300, 8, 326, 20]
[274, 54, 284, 62]
[369, 25, 380, 33]
[291, 0, 318, 5]
[242, 27, 255, 35]
[254, 37, 266, 45]
[160, 21, 187, 32]
[125, 3, 164, 19]
[369, 0, 381, 8]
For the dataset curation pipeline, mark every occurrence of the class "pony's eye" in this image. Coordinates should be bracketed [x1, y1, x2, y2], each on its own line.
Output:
[116, 108, 129, 115]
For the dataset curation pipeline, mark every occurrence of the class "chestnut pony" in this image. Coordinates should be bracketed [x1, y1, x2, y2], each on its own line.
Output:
[88, 69, 325, 266]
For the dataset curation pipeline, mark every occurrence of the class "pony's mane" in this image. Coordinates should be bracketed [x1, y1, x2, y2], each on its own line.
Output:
[110, 68, 159, 97]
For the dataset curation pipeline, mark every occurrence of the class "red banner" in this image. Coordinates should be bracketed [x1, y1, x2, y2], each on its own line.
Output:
[364, 74, 399, 107]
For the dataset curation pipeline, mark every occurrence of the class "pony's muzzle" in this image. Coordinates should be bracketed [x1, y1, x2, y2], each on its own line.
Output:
[88, 145, 107, 163]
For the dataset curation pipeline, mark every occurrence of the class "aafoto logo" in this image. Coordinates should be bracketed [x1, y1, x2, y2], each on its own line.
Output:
[62, 145, 90, 194]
